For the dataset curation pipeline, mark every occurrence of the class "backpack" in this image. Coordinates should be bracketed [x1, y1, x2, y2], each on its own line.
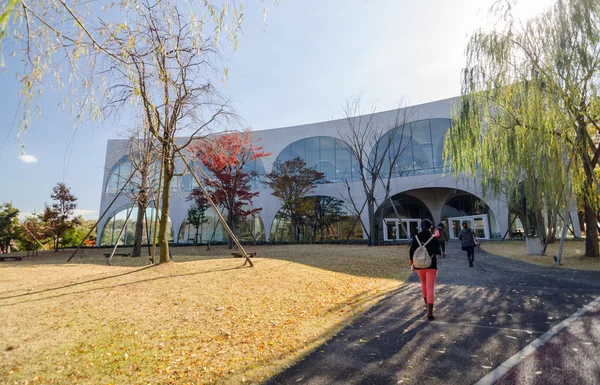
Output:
[413, 234, 435, 269]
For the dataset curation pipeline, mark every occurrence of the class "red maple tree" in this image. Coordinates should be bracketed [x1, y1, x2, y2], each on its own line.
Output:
[189, 130, 270, 248]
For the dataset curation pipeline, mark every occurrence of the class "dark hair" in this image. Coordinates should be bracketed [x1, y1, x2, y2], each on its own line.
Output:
[437, 222, 445, 228]
[420, 219, 432, 230]
[462, 221, 469, 227]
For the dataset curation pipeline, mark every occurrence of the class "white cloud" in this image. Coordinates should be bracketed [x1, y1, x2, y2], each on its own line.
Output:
[74, 209, 98, 220]
[18, 211, 33, 221]
[18, 209, 98, 221]
[19, 154, 38, 163]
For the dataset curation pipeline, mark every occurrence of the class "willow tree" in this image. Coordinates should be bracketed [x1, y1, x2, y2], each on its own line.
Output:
[447, 0, 600, 257]
[1, 1, 270, 264]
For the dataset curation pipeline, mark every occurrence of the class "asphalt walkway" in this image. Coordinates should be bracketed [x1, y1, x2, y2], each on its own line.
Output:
[265, 241, 600, 385]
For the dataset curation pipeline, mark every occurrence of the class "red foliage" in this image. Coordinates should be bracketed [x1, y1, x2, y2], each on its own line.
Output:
[189, 130, 270, 220]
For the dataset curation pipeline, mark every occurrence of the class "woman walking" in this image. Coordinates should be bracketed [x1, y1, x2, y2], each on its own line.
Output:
[409, 219, 441, 320]
[435, 222, 449, 257]
[458, 221, 477, 267]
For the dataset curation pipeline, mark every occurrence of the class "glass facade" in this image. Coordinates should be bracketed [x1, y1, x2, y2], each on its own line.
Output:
[373, 118, 452, 177]
[105, 156, 133, 194]
[180, 161, 204, 193]
[177, 210, 265, 243]
[99, 204, 173, 246]
[270, 196, 363, 242]
[275, 136, 359, 183]
[241, 158, 267, 188]
[105, 155, 163, 194]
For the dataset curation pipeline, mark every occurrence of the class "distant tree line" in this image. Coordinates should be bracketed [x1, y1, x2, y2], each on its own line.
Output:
[0, 183, 95, 254]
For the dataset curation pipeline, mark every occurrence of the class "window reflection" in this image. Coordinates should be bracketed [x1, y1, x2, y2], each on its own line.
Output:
[274, 136, 359, 183]
[373, 118, 451, 178]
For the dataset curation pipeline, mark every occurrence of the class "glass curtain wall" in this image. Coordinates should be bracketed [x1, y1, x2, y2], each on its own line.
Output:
[373, 118, 452, 178]
[100, 204, 174, 246]
[177, 211, 266, 243]
[275, 137, 359, 183]
[270, 196, 363, 242]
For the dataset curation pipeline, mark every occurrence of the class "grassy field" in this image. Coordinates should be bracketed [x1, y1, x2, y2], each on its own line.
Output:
[481, 240, 600, 271]
[0, 245, 409, 384]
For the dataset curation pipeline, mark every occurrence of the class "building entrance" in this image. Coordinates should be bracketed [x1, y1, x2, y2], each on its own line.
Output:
[448, 215, 490, 240]
[383, 218, 422, 241]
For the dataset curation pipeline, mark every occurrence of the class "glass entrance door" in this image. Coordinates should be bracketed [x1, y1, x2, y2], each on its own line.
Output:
[448, 215, 489, 239]
[383, 219, 421, 241]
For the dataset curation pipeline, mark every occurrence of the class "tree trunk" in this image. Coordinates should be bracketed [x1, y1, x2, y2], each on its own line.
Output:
[583, 198, 599, 257]
[158, 156, 174, 264]
[582, 158, 599, 257]
[131, 202, 146, 257]
[367, 196, 377, 246]
[226, 208, 234, 249]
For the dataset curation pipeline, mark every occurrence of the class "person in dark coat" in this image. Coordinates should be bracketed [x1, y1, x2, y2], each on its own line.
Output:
[409, 219, 441, 320]
[435, 222, 449, 257]
[458, 221, 477, 267]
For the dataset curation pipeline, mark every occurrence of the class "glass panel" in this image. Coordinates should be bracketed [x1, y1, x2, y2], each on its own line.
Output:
[474, 217, 486, 238]
[118, 161, 133, 190]
[277, 144, 292, 163]
[170, 175, 179, 192]
[409, 221, 419, 239]
[410, 120, 433, 174]
[451, 220, 461, 239]
[393, 136, 414, 177]
[305, 137, 320, 170]
[291, 140, 305, 162]
[319, 137, 335, 181]
[386, 221, 397, 240]
[335, 139, 352, 182]
[399, 221, 408, 239]
[430, 118, 451, 173]
[105, 164, 121, 194]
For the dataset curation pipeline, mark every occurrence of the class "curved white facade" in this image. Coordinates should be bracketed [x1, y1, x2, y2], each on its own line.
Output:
[98, 97, 578, 245]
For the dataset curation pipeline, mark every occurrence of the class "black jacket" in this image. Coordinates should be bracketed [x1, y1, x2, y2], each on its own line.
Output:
[459, 228, 476, 247]
[409, 229, 441, 270]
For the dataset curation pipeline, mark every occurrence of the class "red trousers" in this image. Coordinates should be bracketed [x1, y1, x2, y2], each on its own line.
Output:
[417, 269, 438, 304]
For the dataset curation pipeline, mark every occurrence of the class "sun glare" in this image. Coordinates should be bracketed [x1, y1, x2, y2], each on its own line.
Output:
[513, 0, 556, 23]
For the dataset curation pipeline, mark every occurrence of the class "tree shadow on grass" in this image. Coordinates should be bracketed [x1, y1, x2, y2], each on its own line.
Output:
[0, 264, 251, 306]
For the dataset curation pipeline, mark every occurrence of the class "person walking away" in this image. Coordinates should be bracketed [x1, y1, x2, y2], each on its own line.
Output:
[435, 222, 449, 257]
[459, 221, 477, 267]
[409, 219, 441, 320]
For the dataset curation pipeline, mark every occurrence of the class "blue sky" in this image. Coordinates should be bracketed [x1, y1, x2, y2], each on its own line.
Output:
[0, 0, 553, 220]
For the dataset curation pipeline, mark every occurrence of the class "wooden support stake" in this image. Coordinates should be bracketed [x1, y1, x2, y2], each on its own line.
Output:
[107, 206, 134, 265]
[178, 149, 253, 267]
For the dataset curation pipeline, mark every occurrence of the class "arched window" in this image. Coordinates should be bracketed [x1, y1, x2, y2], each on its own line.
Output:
[242, 158, 267, 188]
[274, 137, 359, 183]
[180, 161, 204, 193]
[373, 118, 452, 177]
[99, 204, 173, 246]
[105, 156, 133, 194]
[270, 196, 362, 242]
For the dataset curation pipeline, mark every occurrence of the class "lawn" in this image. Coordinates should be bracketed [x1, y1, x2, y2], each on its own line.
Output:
[0, 244, 409, 384]
[481, 240, 600, 271]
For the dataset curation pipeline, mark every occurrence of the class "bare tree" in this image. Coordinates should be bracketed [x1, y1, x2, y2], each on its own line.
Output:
[123, 127, 161, 257]
[338, 96, 412, 245]
[101, 1, 235, 263]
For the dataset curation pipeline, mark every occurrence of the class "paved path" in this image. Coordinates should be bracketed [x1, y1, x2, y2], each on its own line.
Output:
[265, 242, 600, 385]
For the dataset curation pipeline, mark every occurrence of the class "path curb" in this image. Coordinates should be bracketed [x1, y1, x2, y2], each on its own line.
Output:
[473, 295, 600, 385]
